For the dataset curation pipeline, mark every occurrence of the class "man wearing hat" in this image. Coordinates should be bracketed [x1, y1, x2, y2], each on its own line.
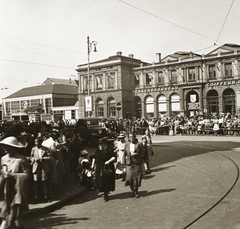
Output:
[0, 136, 30, 229]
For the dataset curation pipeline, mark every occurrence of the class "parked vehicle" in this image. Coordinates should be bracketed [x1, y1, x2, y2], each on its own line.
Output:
[75, 118, 105, 146]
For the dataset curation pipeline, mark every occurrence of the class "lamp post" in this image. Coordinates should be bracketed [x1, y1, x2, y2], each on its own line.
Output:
[86, 36, 97, 117]
[87, 36, 97, 96]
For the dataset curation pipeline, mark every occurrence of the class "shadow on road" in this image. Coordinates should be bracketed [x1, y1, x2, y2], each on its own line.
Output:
[27, 213, 90, 229]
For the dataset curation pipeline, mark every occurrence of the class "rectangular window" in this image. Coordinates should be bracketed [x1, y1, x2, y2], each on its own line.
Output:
[31, 99, 41, 107]
[109, 106, 116, 117]
[171, 70, 178, 83]
[107, 72, 115, 88]
[11, 101, 20, 113]
[225, 63, 233, 77]
[158, 72, 164, 85]
[97, 107, 104, 117]
[45, 98, 51, 114]
[96, 74, 103, 90]
[84, 76, 88, 91]
[146, 73, 152, 85]
[188, 68, 196, 81]
[209, 65, 216, 80]
[5, 102, 10, 115]
[71, 110, 76, 119]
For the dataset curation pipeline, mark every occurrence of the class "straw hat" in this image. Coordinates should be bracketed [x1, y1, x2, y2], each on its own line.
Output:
[117, 134, 125, 139]
[0, 136, 24, 148]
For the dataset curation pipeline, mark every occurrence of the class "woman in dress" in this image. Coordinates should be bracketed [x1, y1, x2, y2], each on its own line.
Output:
[115, 134, 126, 181]
[0, 136, 30, 229]
[144, 129, 153, 174]
[123, 133, 143, 198]
[91, 137, 116, 202]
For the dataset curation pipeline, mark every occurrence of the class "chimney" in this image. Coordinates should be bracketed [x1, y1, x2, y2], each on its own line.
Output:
[156, 53, 161, 62]
[117, 51, 122, 56]
[128, 54, 134, 58]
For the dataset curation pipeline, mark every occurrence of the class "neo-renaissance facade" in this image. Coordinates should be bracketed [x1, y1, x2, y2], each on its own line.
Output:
[76, 44, 240, 119]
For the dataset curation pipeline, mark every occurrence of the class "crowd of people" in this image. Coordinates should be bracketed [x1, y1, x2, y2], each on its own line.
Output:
[0, 111, 238, 228]
[0, 118, 155, 228]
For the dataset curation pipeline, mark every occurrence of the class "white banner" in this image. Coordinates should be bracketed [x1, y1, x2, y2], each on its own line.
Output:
[85, 96, 92, 112]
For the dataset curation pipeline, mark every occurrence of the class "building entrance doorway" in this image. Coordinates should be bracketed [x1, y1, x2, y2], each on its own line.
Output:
[223, 88, 235, 114]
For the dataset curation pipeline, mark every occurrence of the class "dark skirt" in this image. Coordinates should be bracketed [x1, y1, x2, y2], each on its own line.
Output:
[95, 166, 115, 193]
[125, 164, 142, 188]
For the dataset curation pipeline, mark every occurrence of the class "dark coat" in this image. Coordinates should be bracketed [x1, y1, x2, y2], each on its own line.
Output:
[93, 146, 116, 192]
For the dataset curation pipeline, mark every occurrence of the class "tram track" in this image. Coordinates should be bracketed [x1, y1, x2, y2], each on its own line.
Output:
[182, 152, 240, 229]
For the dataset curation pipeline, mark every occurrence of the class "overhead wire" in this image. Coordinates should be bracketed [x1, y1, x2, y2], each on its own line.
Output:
[193, 44, 219, 53]
[215, 0, 235, 44]
[0, 35, 84, 54]
[119, 0, 224, 44]
[0, 58, 74, 69]
[0, 42, 77, 65]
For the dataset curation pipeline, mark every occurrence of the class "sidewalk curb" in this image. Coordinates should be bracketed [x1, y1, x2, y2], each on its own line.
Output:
[23, 187, 89, 219]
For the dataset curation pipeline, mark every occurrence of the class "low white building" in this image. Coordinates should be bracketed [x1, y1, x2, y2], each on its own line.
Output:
[2, 78, 79, 123]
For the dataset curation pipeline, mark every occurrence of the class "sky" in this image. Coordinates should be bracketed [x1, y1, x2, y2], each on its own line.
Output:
[0, 0, 240, 100]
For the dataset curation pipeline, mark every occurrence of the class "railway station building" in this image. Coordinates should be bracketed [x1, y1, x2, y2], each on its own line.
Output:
[77, 43, 240, 119]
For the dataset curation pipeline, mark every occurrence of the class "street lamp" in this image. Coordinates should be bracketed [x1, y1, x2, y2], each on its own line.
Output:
[86, 36, 97, 117]
[87, 36, 97, 96]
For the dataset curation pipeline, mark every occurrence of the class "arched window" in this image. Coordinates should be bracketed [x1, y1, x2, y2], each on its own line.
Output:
[146, 96, 154, 118]
[96, 99, 104, 117]
[223, 88, 235, 114]
[108, 98, 116, 117]
[171, 94, 180, 114]
[158, 95, 166, 115]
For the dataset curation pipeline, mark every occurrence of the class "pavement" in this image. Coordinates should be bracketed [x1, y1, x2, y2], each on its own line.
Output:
[23, 146, 96, 219]
[22, 134, 240, 221]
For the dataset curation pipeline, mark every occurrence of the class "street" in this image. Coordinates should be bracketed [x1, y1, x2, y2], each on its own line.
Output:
[24, 136, 240, 229]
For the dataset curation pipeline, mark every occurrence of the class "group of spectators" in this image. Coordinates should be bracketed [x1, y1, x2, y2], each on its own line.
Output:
[87, 112, 240, 137]
[2, 112, 237, 227]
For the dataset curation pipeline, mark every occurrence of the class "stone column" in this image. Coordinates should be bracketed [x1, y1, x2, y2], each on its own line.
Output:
[102, 73, 106, 90]
[180, 89, 185, 116]
[141, 101, 145, 118]
[139, 71, 144, 89]
[235, 83, 240, 115]
[114, 72, 118, 89]
[91, 75, 94, 92]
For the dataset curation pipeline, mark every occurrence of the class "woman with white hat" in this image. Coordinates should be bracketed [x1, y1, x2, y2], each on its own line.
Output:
[0, 136, 30, 229]
[115, 134, 126, 181]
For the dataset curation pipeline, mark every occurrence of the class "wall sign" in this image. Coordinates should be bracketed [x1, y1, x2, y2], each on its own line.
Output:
[206, 80, 240, 88]
[135, 86, 178, 93]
